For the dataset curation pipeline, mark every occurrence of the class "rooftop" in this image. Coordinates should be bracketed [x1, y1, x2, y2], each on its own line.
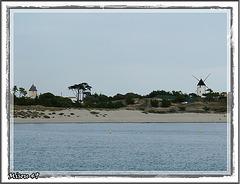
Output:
[197, 79, 206, 86]
[29, 84, 37, 91]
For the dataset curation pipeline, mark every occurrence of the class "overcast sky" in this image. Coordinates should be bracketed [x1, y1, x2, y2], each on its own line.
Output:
[12, 9, 230, 97]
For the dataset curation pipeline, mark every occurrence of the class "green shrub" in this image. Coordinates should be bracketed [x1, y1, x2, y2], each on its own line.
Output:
[147, 90, 171, 98]
[161, 99, 171, 107]
[113, 101, 125, 108]
[84, 100, 95, 108]
[212, 107, 227, 113]
[90, 111, 99, 115]
[178, 106, 186, 111]
[169, 108, 176, 113]
[203, 106, 210, 112]
[125, 97, 134, 105]
[112, 93, 125, 100]
[38, 93, 73, 107]
[151, 100, 159, 107]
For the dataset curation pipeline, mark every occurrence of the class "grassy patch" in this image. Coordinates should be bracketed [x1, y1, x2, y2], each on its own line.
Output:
[43, 115, 50, 118]
[169, 108, 176, 113]
[14, 110, 44, 118]
[90, 111, 99, 115]
[178, 106, 186, 111]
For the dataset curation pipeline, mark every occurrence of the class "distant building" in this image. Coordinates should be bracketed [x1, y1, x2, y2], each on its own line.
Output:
[220, 92, 227, 97]
[196, 79, 206, 98]
[192, 74, 210, 98]
[29, 84, 37, 99]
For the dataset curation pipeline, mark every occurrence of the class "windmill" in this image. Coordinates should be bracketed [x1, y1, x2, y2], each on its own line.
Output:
[192, 74, 211, 98]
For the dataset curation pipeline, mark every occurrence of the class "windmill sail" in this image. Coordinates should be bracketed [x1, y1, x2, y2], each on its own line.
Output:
[192, 75, 199, 81]
[204, 73, 211, 82]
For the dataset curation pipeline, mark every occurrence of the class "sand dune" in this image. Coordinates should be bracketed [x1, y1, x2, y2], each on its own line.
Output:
[14, 109, 228, 123]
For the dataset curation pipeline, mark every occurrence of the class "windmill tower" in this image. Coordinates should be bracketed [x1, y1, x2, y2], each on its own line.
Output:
[29, 84, 37, 99]
[192, 74, 210, 98]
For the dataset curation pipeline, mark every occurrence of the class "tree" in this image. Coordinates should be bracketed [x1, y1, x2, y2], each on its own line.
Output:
[172, 90, 182, 96]
[206, 88, 213, 93]
[68, 82, 92, 103]
[125, 92, 142, 99]
[82, 82, 92, 99]
[38, 92, 73, 107]
[13, 86, 18, 96]
[125, 97, 134, 105]
[112, 93, 125, 100]
[19, 87, 27, 97]
[189, 93, 198, 98]
[175, 95, 186, 102]
[148, 90, 171, 98]
[203, 89, 219, 102]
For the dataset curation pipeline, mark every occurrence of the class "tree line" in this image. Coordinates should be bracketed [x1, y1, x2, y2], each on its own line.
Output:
[13, 82, 227, 109]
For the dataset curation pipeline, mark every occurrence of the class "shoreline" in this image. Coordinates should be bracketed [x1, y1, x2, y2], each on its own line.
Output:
[14, 121, 228, 124]
[14, 109, 228, 124]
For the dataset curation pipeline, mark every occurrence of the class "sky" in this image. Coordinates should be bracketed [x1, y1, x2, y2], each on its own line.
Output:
[12, 9, 230, 97]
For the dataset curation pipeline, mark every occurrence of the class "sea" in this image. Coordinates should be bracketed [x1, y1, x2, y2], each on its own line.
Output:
[12, 122, 231, 175]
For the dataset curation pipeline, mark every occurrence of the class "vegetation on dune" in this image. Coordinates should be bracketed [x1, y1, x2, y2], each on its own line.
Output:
[13, 84, 228, 114]
[169, 108, 176, 113]
[150, 99, 159, 107]
[14, 92, 73, 107]
[14, 109, 45, 119]
[203, 106, 210, 112]
[178, 106, 186, 111]
[125, 97, 135, 105]
[161, 99, 171, 107]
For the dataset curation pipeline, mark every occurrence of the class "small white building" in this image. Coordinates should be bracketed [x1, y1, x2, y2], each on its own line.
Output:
[29, 84, 37, 99]
[196, 79, 206, 98]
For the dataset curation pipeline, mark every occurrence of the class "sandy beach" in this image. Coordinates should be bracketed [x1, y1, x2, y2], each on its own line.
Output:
[14, 109, 228, 123]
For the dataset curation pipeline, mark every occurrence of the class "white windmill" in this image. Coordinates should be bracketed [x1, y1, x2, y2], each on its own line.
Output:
[192, 74, 211, 98]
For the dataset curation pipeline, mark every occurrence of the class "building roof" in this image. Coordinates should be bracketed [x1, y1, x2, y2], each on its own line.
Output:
[197, 79, 206, 86]
[29, 84, 37, 91]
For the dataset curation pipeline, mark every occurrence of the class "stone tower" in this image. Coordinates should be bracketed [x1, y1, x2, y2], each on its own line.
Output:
[29, 84, 37, 99]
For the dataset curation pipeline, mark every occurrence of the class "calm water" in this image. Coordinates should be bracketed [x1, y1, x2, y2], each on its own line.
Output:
[13, 123, 229, 173]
